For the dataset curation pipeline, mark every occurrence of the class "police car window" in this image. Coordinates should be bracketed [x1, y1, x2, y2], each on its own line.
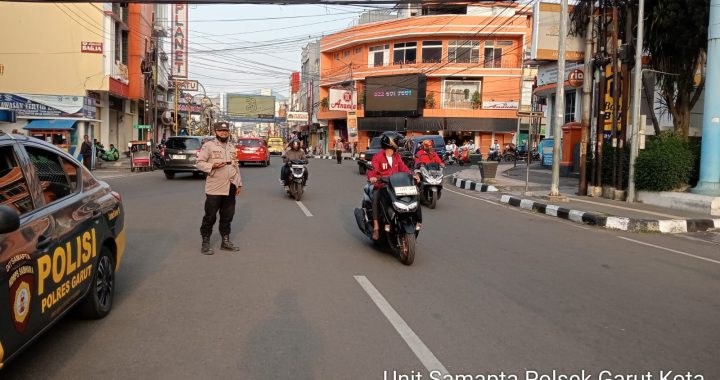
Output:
[82, 166, 99, 190]
[25, 146, 77, 204]
[0, 146, 35, 214]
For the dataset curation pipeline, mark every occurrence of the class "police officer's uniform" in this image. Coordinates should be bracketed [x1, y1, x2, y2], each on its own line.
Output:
[196, 121, 242, 254]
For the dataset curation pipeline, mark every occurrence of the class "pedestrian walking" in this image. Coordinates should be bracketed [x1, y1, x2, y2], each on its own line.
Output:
[334, 138, 343, 164]
[196, 121, 243, 255]
[80, 134, 93, 170]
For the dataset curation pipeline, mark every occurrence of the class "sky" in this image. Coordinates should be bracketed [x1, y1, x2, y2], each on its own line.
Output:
[176, 4, 394, 98]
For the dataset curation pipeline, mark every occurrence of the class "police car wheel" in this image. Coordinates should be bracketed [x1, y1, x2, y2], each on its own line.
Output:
[78, 246, 115, 319]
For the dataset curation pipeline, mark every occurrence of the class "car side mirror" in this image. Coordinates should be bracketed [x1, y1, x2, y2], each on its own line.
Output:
[0, 205, 20, 234]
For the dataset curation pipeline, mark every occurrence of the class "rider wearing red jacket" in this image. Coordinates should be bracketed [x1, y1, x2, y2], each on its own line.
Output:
[367, 132, 420, 240]
[414, 139, 445, 168]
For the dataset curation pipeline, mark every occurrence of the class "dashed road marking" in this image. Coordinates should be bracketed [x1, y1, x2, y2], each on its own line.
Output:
[296, 201, 313, 217]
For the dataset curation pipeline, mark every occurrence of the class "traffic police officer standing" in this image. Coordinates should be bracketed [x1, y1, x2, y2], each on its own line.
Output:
[196, 121, 242, 255]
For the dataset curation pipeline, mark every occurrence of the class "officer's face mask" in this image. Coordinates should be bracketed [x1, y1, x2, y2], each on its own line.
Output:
[216, 131, 229, 142]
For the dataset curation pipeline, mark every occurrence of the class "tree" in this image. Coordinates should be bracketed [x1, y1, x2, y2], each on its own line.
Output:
[644, 0, 708, 138]
[571, 0, 709, 138]
[471, 91, 481, 109]
[425, 92, 436, 109]
[320, 97, 329, 111]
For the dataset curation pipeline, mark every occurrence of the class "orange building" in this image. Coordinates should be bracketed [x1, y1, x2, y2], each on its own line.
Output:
[318, 2, 532, 153]
[128, 4, 154, 139]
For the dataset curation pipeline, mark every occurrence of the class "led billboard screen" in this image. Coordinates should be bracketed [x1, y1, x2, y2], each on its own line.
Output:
[364, 74, 426, 117]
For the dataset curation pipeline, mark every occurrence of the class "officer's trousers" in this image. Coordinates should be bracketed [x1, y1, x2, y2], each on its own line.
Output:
[200, 184, 236, 237]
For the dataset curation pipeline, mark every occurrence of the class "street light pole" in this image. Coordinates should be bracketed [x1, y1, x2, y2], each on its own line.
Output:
[627, 0, 645, 202]
[550, 0, 568, 197]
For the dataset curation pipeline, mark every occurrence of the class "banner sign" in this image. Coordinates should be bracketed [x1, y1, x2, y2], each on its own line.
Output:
[287, 111, 308, 122]
[0, 93, 91, 118]
[531, 2, 584, 61]
[328, 88, 357, 111]
[226, 94, 275, 120]
[483, 101, 519, 110]
[172, 4, 188, 78]
[81, 42, 103, 54]
[347, 110, 358, 143]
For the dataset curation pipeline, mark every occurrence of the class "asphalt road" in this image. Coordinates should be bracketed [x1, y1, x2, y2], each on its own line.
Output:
[4, 156, 719, 379]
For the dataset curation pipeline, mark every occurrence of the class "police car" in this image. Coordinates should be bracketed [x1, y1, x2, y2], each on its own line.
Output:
[0, 132, 125, 369]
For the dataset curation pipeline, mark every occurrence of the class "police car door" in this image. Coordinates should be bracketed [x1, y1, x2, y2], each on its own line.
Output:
[0, 141, 51, 364]
[20, 144, 93, 335]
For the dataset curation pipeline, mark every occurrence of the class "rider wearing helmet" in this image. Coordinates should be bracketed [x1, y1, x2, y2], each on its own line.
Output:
[414, 139, 444, 168]
[281, 138, 308, 190]
[367, 132, 421, 240]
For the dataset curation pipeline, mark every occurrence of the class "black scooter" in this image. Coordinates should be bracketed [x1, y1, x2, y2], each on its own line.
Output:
[354, 162, 420, 265]
[285, 159, 308, 201]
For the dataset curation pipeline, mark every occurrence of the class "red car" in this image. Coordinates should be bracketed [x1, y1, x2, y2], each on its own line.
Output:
[236, 138, 271, 167]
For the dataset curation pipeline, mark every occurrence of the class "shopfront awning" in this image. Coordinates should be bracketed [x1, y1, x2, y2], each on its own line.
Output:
[359, 117, 444, 132]
[24, 119, 77, 130]
[445, 118, 516, 132]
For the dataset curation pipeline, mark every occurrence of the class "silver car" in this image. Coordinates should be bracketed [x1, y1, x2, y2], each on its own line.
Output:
[162, 136, 214, 179]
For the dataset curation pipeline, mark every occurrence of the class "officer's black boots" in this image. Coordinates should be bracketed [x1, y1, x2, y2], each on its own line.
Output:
[201, 236, 214, 255]
[220, 235, 240, 252]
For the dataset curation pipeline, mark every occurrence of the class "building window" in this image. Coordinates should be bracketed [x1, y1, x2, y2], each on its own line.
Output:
[344, 50, 351, 57]
[483, 40, 511, 68]
[393, 42, 417, 65]
[368, 44, 389, 68]
[334, 52, 340, 60]
[443, 80, 482, 109]
[421, 41, 443, 63]
[565, 91, 577, 123]
[448, 40, 480, 64]
[354, 47, 362, 54]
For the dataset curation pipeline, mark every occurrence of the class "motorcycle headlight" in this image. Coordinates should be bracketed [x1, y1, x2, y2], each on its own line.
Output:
[393, 201, 418, 212]
[426, 177, 443, 185]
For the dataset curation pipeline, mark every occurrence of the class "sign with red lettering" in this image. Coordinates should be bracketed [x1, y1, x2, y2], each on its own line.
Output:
[172, 4, 188, 78]
[81, 42, 103, 54]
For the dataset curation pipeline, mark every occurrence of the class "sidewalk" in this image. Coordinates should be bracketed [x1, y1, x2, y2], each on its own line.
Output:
[95, 157, 131, 170]
[452, 163, 720, 233]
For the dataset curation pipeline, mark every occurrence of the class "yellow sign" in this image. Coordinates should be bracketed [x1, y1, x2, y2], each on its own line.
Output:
[604, 66, 623, 132]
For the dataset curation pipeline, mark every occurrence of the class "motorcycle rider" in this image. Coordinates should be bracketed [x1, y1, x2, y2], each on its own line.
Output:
[368, 132, 421, 240]
[415, 139, 445, 168]
[489, 139, 501, 160]
[281, 138, 308, 191]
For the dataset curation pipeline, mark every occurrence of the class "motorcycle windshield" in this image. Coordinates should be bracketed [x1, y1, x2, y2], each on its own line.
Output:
[388, 173, 416, 198]
[425, 163, 441, 171]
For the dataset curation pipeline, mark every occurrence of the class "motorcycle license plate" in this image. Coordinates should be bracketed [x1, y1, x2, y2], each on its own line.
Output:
[171, 154, 185, 159]
[394, 186, 418, 196]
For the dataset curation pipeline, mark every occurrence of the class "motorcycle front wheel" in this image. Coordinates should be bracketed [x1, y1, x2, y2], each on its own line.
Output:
[398, 233, 416, 266]
[427, 189, 437, 209]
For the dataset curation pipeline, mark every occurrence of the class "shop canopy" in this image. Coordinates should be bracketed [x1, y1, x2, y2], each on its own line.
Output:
[358, 117, 443, 132]
[444, 118, 516, 132]
[24, 119, 77, 130]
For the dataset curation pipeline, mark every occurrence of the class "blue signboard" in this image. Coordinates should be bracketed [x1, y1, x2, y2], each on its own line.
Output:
[0, 93, 86, 118]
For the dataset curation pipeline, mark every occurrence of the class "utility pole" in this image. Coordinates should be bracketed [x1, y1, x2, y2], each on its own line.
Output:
[626, 0, 645, 202]
[549, 0, 568, 197]
[610, 5, 620, 190]
[593, 0, 608, 191]
[618, 3, 633, 193]
[692, 0, 720, 195]
[579, 0, 594, 196]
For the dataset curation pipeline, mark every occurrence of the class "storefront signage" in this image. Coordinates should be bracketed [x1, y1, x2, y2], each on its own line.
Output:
[328, 88, 357, 111]
[287, 111, 308, 122]
[172, 4, 188, 78]
[568, 69, 584, 87]
[81, 42, 103, 54]
[537, 63, 583, 87]
[174, 79, 198, 91]
[483, 101, 519, 110]
[0, 93, 86, 118]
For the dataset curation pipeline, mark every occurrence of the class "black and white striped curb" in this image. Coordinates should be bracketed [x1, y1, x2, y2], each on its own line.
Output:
[310, 155, 359, 160]
[500, 195, 720, 233]
[451, 176, 498, 192]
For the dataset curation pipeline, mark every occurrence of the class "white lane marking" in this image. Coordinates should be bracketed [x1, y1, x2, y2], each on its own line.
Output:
[617, 236, 720, 265]
[296, 201, 313, 217]
[445, 188, 590, 230]
[354, 276, 450, 376]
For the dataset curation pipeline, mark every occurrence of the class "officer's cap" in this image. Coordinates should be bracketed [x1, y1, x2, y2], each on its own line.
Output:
[214, 121, 230, 131]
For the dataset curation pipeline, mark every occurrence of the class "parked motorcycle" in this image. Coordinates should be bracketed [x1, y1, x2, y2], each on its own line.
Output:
[416, 162, 443, 209]
[443, 151, 456, 165]
[354, 162, 420, 265]
[285, 159, 308, 201]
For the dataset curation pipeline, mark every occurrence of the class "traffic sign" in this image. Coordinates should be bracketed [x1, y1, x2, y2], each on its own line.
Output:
[133, 124, 152, 129]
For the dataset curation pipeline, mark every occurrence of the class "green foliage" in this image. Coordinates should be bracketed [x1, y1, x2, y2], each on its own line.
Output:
[320, 97, 329, 111]
[425, 92, 436, 109]
[601, 142, 630, 187]
[634, 132, 694, 191]
[471, 91, 481, 109]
